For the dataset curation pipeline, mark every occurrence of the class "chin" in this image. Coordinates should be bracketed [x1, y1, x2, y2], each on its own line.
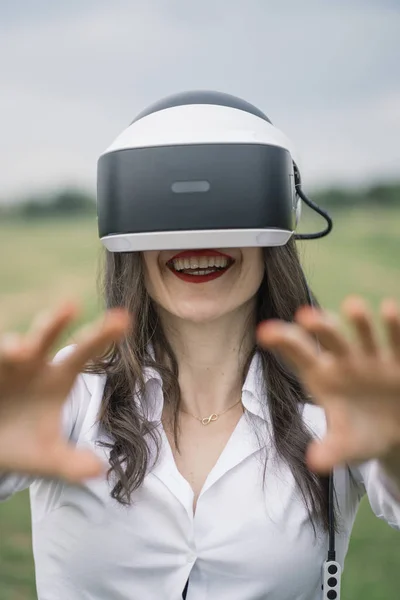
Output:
[170, 299, 231, 324]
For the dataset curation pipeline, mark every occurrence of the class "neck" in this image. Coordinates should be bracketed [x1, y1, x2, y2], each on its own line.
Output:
[159, 302, 256, 416]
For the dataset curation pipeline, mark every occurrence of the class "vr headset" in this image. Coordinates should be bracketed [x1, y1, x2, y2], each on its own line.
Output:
[97, 90, 331, 253]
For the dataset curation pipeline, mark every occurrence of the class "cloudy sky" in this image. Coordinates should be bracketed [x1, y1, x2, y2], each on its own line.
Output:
[1, 0, 399, 202]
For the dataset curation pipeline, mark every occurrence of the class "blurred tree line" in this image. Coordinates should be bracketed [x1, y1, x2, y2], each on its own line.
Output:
[0, 189, 96, 220]
[0, 181, 399, 221]
[314, 181, 400, 209]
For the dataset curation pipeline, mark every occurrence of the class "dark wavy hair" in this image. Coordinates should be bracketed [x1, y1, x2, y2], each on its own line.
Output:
[86, 240, 334, 533]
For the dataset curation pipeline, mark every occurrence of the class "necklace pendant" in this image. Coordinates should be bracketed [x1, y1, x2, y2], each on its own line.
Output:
[201, 413, 219, 425]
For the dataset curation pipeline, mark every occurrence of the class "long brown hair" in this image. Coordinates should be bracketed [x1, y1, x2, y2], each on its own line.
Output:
[87, 240, 332, 532]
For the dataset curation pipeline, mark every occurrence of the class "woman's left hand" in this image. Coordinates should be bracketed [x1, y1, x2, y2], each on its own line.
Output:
[257, 296, 400, 477]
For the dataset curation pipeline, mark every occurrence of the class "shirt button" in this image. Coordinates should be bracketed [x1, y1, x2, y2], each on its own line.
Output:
[187, 552, 196, 563]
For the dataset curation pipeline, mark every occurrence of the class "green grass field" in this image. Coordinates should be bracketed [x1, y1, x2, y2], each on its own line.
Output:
[0, 208, 399, 599]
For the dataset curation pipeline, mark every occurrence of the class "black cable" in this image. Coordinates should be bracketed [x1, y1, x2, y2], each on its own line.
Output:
[327, 472, 336, 561]
[303, 275, 336, 562]
[293, 163, 333, 241]
[294, 186, 333, 240]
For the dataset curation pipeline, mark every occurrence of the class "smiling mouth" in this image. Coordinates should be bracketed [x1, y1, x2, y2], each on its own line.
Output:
[167, 250, 234, 283]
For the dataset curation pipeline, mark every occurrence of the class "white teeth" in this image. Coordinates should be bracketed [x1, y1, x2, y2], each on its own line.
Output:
[199, 257, 208, 268]
[171, 256, 231, 272]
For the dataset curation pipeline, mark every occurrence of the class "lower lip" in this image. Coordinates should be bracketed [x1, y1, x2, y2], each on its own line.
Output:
[168, 266, 231, 284]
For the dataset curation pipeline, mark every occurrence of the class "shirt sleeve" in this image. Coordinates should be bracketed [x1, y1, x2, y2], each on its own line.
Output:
[349, 459, 400, 531]
[0, 345, 81, 502]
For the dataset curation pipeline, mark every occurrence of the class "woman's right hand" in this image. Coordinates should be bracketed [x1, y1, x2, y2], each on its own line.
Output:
[0, 303, 131, 483]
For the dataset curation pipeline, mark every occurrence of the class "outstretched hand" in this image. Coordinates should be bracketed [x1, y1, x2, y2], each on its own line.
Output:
[0, 304, 131, 482]
[257, 296, 400, 475]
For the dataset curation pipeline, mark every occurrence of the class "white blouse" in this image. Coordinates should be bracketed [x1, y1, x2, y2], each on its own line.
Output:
[0, 347, 399, 600]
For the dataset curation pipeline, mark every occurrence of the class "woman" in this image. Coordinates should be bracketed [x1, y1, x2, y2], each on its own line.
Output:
[1, 94, 400, 600]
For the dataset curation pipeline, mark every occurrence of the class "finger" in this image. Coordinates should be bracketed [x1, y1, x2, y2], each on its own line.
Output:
[341, 296, 379, 356]
[306, 437, 346, 474]
[381, 298, 400, 361]
[55, 447, 106, 482]
[0, 333, 31, 368]
[27, 302, 79, 357]
[257, 320, 318, 373]
[61, 309, 131, 374]
[294, 306, 351, 357]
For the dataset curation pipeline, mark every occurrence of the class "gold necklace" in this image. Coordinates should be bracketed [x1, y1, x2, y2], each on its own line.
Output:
[180, 398, 243, 426]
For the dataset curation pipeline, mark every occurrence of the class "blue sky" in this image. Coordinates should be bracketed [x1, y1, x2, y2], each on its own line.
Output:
[1, 0, 399, 201]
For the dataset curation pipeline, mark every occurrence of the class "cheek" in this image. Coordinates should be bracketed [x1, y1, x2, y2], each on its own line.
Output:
[241, 250, 265, 292]
[242, 267, 264, 301]
[142, 252, 163, 298]
[142, 254, 181, 314]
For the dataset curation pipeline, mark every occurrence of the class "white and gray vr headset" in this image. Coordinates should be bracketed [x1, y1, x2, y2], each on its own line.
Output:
[97, 90, 332, 253]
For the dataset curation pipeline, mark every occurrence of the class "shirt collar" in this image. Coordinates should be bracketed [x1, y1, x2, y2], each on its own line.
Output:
[241, 352, 271, 423]
[140, 352, 271, 425]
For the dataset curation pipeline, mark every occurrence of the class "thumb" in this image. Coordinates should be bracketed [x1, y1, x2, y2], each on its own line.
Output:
[306, 437, 345, 474]
[55, 447, 106, 483]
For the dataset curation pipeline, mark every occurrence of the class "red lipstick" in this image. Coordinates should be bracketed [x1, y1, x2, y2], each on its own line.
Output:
[171, 270, 230, 284]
